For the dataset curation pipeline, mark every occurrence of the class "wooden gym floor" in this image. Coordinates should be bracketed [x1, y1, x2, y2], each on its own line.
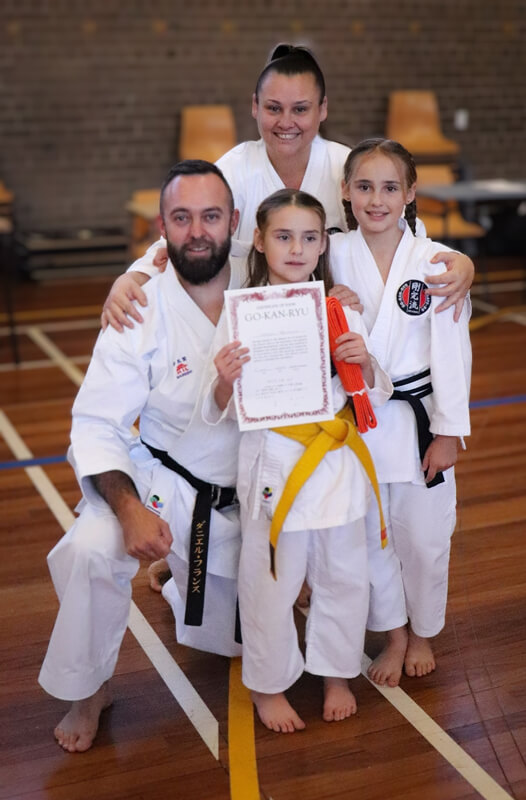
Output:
[1, 260, 526, 800]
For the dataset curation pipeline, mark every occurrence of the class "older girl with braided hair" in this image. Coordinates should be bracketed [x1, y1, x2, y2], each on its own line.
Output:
[330, 138, 472, 687]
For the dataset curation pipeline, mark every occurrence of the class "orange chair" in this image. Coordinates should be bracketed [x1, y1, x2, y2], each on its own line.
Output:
[125, 188, 161, 261]
[387, 91, 459, 159]
[416, 165, 486, 242]
[179, 105, 236, 163]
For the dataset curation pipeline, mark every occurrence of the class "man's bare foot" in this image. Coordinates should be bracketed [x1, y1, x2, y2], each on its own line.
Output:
[148, 558, 171, 592]
[295, 579, 312, 609]
[323, 677, 357, 722]
[54, 682, 113, 752]
[251, 690, 306, 733]
[367, 625, 408, 687]
[404, 628, 436, 677]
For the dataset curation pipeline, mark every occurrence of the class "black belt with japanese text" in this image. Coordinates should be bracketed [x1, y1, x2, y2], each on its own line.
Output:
[142, 440, 238, 626]
[389, 368, 445, 488]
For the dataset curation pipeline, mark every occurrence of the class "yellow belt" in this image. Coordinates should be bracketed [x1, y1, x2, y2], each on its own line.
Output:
[269, 404, 386, 578]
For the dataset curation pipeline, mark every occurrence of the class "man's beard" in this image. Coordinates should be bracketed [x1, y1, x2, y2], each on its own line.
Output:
[166, 235, 231, 285]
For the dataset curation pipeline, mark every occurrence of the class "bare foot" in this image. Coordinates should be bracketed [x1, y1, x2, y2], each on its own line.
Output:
[323, 677, 357, 722]
[367, 625, 408, 687]
[295, 579, 312, 609]
[404, 628, 436, 677]
[251, 690, 306, 733]
[148, 558, 171, 592]
[54, 682, 113, 752]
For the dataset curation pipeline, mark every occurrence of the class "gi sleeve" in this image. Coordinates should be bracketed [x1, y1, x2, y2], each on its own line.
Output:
[126, 237, 166, 278]
[70, 325, 152, 508]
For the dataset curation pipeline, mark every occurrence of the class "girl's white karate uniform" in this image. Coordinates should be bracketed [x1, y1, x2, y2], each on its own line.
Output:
[204, 310, 392, 693]
[128, 136, 350, 279]
[330, 222, 472, 637]
[39, 263, 245, 702]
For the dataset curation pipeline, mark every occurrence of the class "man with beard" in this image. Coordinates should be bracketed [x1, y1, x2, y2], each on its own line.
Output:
[38, 161, 244, 753]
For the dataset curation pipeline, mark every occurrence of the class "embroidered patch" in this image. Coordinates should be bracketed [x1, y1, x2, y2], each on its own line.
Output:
[174, 356, 192, 378]
[146, 494, 164, 515]
[262, 486, 273, 500]
[396, 280, 431, 316]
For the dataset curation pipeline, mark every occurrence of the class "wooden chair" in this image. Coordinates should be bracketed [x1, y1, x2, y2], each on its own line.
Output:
[179, 105, 236, 162]
[387, 90, 459, 160]
[416, 165, 486, 242]
[125, 188, 161, 261]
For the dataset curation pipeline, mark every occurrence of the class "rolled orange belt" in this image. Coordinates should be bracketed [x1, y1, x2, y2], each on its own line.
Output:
[326, 296, 377, 433]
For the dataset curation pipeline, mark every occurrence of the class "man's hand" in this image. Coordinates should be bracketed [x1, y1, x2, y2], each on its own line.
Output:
[101, 272, 151, 332]
[329, 284, 363, 314]
[118, 499, 173, 560]
[422, 435, 458, 483]
[426, 252, 475, 322]
[91, 470, 173, 560]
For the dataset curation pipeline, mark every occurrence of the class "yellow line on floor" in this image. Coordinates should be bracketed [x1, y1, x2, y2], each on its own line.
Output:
[228, 658, 260, 800]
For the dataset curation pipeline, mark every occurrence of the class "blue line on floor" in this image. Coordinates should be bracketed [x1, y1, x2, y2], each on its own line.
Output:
[0, 394, 525, 471]
[470, 394, 526, 409]
[0, 454, 67, 470]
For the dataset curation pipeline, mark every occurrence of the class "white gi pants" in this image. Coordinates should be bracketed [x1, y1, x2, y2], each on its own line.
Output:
[238, 513, 369, 694]
[366, 470, 456, 638]
[39, 465, 241, 702]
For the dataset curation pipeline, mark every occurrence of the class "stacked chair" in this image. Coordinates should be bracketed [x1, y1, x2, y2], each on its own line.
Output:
[386, 90, 485, 246]
[126, 105, 237, 260]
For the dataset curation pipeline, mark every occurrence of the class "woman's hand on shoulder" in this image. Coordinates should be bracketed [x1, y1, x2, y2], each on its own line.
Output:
[425, 252, 475, 322]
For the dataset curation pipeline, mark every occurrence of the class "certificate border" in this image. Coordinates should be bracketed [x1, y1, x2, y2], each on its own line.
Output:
[227, 284, 331, 427]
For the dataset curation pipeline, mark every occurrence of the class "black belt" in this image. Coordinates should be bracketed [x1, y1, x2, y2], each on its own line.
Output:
[142, 440, 238, 627]
[390, 369, 445, 488]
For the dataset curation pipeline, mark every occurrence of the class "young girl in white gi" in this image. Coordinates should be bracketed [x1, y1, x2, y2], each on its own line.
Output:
[330, 139, 472, 687]
[208, 189, 392, 733]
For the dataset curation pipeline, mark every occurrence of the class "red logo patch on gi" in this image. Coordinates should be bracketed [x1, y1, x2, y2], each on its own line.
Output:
[396, 280, 431, 316]
[174, 356, 192, 378]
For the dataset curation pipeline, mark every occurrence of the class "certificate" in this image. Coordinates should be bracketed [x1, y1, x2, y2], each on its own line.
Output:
[224, 281, 333, 431]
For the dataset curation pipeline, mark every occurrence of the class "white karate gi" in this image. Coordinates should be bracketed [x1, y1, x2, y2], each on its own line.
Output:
[204, 309, 392, 693]
[128, 136, 350, 279]
[216, 136, 350, 241]
[39, 260, 245, 702]
[330, 222, 472, 637]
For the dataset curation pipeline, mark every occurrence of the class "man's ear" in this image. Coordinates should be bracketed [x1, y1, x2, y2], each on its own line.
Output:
[251, 93, 258, 120]
[230, 209, 240, 235]
[158, 214, 166, 238]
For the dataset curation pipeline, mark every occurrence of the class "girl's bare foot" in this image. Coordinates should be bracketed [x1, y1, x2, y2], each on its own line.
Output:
[405, 628, 436, 677]
[251, 690, 306, 733]
[54, 681, 113, 752]
[323, 677, 357, 722]
[367, 625, 408, 687]
[148, 558, 171, 592]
